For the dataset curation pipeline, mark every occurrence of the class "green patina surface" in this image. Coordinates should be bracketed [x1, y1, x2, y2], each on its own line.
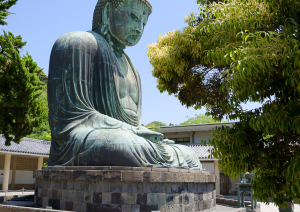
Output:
[47, 0, 203, 170]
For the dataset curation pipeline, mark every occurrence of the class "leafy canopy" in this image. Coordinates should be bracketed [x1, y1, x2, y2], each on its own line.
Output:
[145, 121, 167, 128]
[0, 0, 48, 145]
[180, 114, 224, 125]
[26, 71, 51, 141]
[148, 0, 300, 207]
[0, 0, 17, 25]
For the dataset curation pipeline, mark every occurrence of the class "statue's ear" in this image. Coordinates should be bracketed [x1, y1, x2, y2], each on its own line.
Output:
[102, 2, 113, 26]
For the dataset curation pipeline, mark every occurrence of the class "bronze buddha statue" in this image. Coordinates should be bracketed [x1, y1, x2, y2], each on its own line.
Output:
[47, 0, 203, 170]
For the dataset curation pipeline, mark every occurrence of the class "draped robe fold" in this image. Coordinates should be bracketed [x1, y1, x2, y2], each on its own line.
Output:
[48, 31, 202, 169]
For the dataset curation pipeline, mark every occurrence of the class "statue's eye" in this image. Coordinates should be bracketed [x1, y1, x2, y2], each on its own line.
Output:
[130, 13, 138, 20]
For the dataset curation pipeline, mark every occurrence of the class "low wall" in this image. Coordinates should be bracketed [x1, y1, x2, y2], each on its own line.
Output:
[0, 204, 73, 212]
[216, 197, 261, 210]
[34, 166, 217, 212]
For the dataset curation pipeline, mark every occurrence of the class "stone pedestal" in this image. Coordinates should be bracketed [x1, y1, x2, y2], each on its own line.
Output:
[34, 167, 217, 212]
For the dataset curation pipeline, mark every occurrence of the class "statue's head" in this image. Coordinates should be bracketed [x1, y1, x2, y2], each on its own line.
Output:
[93, 0, 152, 47]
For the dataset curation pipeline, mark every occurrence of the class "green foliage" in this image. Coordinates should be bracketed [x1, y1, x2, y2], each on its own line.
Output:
[0, 0, 48, 145]
[145, 121, 167, 131]
[180, 114, 224, 125]
[0, 31, 47, 145]
[0, 0, 17, 26]
[27, 77, 51, 141]
[148, 0, 300, 206]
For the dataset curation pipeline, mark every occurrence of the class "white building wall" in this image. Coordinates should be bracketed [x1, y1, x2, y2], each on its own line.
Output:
[194, 132, 213, 144]
[0, 170, 35, 184]
[230, 176, 240, 194]
[201, 163, 215, 173]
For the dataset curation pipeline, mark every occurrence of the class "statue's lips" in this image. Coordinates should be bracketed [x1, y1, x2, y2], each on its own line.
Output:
[125, 34, 141, 45]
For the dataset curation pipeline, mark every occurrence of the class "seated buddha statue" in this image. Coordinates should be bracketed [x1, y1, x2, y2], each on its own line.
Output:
[47, 0, 203, 170]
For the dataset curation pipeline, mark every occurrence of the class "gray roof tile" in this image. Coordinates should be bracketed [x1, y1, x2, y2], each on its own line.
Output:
[0, 135, 50, 156]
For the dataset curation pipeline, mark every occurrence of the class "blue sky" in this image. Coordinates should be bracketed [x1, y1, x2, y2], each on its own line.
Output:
[3, 0, 261, 125]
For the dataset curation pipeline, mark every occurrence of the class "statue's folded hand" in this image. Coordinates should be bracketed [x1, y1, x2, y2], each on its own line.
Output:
[136, 129, 163, 143]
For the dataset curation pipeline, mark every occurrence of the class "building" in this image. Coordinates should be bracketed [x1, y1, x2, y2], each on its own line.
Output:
[0, 136, 50, 191]
[156, 123, 240, 195]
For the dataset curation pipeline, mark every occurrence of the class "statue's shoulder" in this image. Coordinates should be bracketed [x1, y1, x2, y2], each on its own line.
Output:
[52, 31, 107, 52]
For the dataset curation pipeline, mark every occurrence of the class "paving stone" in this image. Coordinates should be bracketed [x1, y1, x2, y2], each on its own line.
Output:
[179, 169, 189, 173]
[47, 189, 52, 199]
[173, 172, 185, 182]
[86, 203, 98, 212]
[131, 205, 140, 212]
[42, 197, 48, 208]
[60, 200, 65, 210]
[102, 171, 122, 181]
[90, 181, 109, 192]
[161, 172, 173, 183]
[84, 191, 94, 203]
[75, 191, 84, 202]
[74, 180, 89, 191]
[166, 193, 174, 204]
[62, 180, 74, 190]
[132, 167, 152, 171]
[40, 188, 48, 198]
[122, 171, 143, 182]
[185, 173, 195, 182]
[122, 205, 132, 212]
[48, 199, 60, 210]
[137, 193, 147, 205]
[111, 193, 124, 205]
[136, 183, 146, 193]
[123, 192, 137, 205]
[111, 166, 133, 170]
[65, 201, 73, 211]
[158, 193, 166, 205]
[122, 182, 137, 193]
[61, 171, 71, 180]
[73, 201, 86, 212]
[35, 197, 43, 207]
[143, 172, 161, 182]
[147, 193, 158, 205]
[86, 170, 103, 181]
[140, 205, 151, 212]
[145, 183, 164, 193]
[151, 167, 168, 172]
[102, 192, 111, 204]
[110, 182, 123, 192]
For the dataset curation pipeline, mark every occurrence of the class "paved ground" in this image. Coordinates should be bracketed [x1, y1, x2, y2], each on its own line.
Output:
[224, 195, 300, 212]
[0, 190, 34, 197]
[215, 205, 245, 211]
[2, 192, 300, 211]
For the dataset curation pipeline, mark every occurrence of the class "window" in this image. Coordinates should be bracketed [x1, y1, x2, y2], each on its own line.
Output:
[166, 137, 190, 144]
[201, 163, 215, 173]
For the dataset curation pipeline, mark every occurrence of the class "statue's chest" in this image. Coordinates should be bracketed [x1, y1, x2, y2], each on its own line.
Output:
[114, 55, 139, 115]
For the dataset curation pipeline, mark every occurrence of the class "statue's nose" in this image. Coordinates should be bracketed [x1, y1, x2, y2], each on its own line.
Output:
[135, 21, 143, 34]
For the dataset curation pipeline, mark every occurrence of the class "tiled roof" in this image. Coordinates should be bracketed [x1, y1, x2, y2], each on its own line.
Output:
[182, 143, 214, 159]
[0, 135, 50, 156]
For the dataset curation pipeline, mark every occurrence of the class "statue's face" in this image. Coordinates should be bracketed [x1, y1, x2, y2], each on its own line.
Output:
[109, 0, 150, 46]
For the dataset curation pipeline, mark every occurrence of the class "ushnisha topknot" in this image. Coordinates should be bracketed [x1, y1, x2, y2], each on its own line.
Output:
[92, 0, 152, 31]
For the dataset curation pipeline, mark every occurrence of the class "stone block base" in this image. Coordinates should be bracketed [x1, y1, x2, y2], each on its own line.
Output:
[34, 166, 217, 212]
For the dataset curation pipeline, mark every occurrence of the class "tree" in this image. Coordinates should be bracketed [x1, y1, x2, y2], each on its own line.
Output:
[148, 0, 300, 207]
[27, 71, 51, 141]
[0, 0, 17, 25]
[180, 114, 224, 125]
[0, 0, 47, 145]
[145, 121, 167, 131]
